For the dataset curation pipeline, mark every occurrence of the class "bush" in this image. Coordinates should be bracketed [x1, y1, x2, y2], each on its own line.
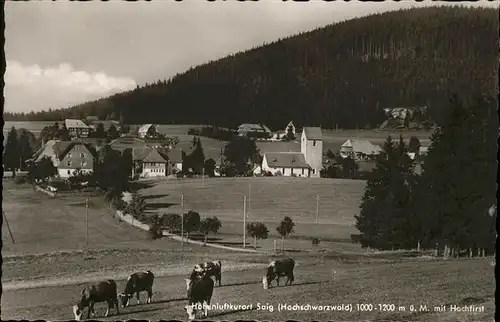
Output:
[14, 176, 27, 184]
[148, 221, 162, 240]
[112, 196, 127, 211]
[161, 213, 182, 232]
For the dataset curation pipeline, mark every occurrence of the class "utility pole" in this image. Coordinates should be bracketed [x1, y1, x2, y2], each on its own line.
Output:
[85, 198, 89, 248]
[201, 167, 205, 188]
[315, 195, 320, 224]
[181, 194, 184, 250]
[243, 196, 247, 248]
[3, 211, 15, 244]
[248, 183, 251, 216]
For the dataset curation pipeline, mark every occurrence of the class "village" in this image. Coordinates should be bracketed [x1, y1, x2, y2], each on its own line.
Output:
[23, 114, 429, 186]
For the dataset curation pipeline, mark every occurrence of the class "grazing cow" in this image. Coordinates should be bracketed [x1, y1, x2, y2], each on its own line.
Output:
[72, 280, 119, 321]
[184, 275, 215, 320]
[262, 258, 295, 289]
[118, 270, 154, 307]
[189, 260, 222, 286]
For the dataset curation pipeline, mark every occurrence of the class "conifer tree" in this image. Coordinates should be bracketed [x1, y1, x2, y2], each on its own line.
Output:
[354, 135, 416, 250]
[4, 127, 20, 172]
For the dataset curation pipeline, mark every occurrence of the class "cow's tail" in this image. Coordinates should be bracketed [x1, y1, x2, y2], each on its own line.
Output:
[217, 260, 222, 269]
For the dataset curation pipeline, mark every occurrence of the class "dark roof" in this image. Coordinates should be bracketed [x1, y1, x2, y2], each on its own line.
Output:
[264, 152, 310, 168]
[302, 127, 323, 140]
[35, 140, 96, 162]
[142, 148, 168, 163]
[166, 148, 183, 163]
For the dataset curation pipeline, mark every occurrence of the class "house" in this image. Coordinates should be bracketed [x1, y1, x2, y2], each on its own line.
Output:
[138, 124, 158, 139]
[237, 123, 272, 138]
[33, 140, 96, 178]
[133, 147, 169, 178]
[166, 147, 184, 173]
[284, 121, 296, 136]
[340, 139, 382, 161]
[261, 127, 323, 178]
[65, 119, 90, 138]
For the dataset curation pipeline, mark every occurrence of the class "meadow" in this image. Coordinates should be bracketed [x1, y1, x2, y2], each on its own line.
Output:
[2, 178, 494, 322]
[137, 177, 366, 247]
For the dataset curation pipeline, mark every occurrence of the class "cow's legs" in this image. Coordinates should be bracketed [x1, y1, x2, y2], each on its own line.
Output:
[290, 272, 294, 285]
[218, 273, 222, 286]
[276, 276, 280, 286]
[136, 292, 141, 304]
[114, 297, 120, 314]
[203, 300, 209, 317]
[147, 288, 153, 303]
[88, 302, 95, 319]
[105, 300, 115, 317]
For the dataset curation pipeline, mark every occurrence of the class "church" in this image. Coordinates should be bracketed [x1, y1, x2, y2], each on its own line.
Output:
[261, 127, 323, 178]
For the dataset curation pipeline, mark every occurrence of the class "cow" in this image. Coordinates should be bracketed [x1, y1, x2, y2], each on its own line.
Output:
[262, 258, 295, 289]
[189, 260, 222, 286]
[72, 280, 119, 321]
[118, 270, 154, 307]
[184, 275, 215, 320]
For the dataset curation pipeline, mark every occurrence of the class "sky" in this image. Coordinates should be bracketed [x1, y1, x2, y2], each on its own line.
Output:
[4, 0, 498, 114]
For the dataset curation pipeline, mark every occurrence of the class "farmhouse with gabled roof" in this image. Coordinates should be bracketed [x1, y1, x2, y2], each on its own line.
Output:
[261, 126, 323, 177]
[32, 139, 97, 178]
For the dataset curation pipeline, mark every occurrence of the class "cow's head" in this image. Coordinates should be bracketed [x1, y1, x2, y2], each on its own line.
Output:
[262, 275, 269, 290]
[118, 293, 131, 307]
[193, 264, 204, 273]
[184, 304, 196, 320]
[265, 264, 276, 285]
[72, 305, 83, 321]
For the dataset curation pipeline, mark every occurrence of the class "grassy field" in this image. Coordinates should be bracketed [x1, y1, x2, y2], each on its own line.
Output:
[2, 253, 494, 321]
[137, 177, 366, 251]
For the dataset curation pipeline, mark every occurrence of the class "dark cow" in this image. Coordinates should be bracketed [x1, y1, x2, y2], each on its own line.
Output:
[189, 260, 222, 286]
[72, 280, 119, 321]
[118, 270, 154, 307]
[263, 258, 295, 289]
[184, 275, 215, 320]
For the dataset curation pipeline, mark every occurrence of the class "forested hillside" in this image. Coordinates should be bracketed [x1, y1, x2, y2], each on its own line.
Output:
[6, 6, 498, 130]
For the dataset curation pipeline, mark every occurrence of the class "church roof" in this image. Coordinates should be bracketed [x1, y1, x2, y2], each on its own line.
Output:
[302, 127, 323, 140]
[264, 152, 310, 168]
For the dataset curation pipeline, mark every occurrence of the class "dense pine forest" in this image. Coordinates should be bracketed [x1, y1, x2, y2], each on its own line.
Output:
[5, 6, 498, 130]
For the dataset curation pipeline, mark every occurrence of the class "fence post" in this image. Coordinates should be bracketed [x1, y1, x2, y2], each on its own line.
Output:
[273, 240, 277, 254]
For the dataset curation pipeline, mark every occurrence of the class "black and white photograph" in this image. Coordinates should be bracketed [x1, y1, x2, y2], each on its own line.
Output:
[1, 0, 498, 321]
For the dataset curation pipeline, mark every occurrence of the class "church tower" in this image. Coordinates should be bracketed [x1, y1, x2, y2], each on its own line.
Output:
[301, 127, 323, 178]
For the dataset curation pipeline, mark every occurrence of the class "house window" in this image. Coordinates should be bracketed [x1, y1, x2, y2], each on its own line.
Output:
[302, 168, 304, 175]
[312, 169, 316, 174]
[68, 153, 72, 158]
[81, 153, 85, 158]
[67, 160, 72, 167]
[282, 168, 285, 173]
[67, 170, 71, 175]
[82, 160, 87, 167]
[313, 140, 316, 146]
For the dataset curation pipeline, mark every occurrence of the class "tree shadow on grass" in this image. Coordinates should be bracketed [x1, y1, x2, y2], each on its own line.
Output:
[146, 202, 177, 210]
[128, 181, 155, 192]
[142, 194, 169, 200]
